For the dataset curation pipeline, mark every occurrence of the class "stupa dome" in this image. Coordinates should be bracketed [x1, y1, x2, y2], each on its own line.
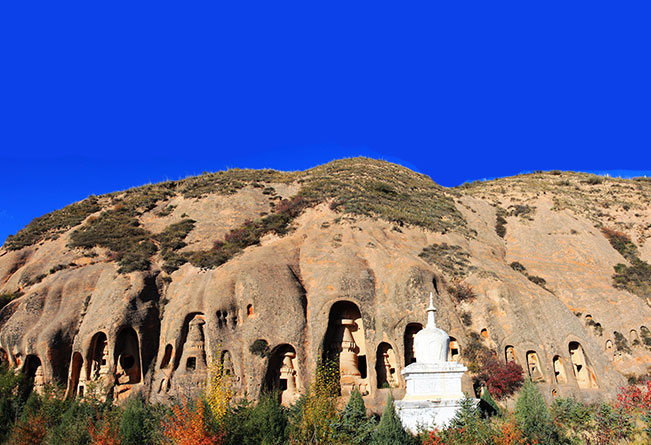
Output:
[413, 293, 450, 363]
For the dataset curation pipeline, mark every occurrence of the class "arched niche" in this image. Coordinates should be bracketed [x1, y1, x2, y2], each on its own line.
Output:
[569, 341, 598, 389]
[69, 352, 84, 398]
[630, 330, 640, 347]
[448, 337, 460, 362]
[114, 328, 142, 386]
[552, 355, 567, 384]
[221, 350, 235, 376]
[376, 342, 399, 389]
[264, 344, 300, 406]
[87, 332, 109, 381]
[480, 329, 489, 339]
[323, 301, 369, 395]
[247, 304, 254, 318]
[505, 345, 516, 363]
[160, 344, 173, 369]
[526, 351, 544, 382]
[24, 355, 44, 394]
[180, 315, 207, 372]
[404, 323, 423, 365]
[174, 313, 207, 371]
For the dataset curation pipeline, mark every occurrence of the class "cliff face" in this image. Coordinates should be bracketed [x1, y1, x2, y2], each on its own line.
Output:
[1, 158, 650, 408]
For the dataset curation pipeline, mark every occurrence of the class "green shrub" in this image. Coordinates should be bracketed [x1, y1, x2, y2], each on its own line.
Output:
[550, 397, 593, 443]
[371, 393, 414, 445]
[69, 207, 156, 273]
[0, 364, 28, 442]
[584, 176, 604, 185]
[119, 396, 166, 445]
[223, 393, 288, 445]
[249, 340, 270, 358]
[46, 401, 95, 445]
[514, 379, 558, 443]
[331, 388, 376, 444]
[495, 207, 507, 238]
[0, 291, 23, 311]
[156, 219, 195, 273]
[443, 395, 492, 443]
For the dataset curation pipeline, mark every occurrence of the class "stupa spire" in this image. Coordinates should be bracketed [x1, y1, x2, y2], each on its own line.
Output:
[426, 292, 437, 328]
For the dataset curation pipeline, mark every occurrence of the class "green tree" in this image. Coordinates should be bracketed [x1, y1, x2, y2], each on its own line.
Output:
[224, 392, 288, 445]
[371, 393, 413, 445]
[447, 395, 492, 444]
[514, 379, 558, 444]
[0, 365, 27, 442]
[550, 397, 593, 444]
[120, 396, 166, 445]
[593, 403, 633, 445]
[331, 388, 376, 444]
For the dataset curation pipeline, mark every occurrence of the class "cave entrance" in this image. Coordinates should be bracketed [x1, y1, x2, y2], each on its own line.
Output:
[323, 301, 369, 395]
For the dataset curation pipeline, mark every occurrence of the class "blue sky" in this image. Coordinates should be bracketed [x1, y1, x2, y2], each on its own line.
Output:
[1, 2, 650, 244]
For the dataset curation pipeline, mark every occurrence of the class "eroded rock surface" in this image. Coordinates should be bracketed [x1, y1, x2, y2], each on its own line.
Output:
[1, 159, 650, 408]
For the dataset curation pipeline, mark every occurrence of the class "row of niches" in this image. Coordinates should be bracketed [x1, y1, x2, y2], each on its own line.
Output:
[505, 342, 599, 390]
[580, 314, 651, 356]
[604, 326, 651, 358]
[0, 327, 145, 401]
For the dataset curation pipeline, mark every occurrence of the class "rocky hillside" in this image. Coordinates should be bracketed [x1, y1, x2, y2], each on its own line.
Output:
[1, 158, 650, 409]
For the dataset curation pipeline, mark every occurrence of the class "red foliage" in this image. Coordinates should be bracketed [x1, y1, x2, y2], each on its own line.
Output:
[9, 415, 47, 445]
[162, 400, 224, 445]
[493, 416, 528, 445]
[423, 427, 466, 445]
[274, 196, 306, 216]
[616, 380, 651, 413]
[476, 353, 524, 400]
[89, 421, 121, 445]
[601, 227, 631, 243]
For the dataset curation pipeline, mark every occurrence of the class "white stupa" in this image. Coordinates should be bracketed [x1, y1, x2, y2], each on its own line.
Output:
[395, 293, 467, 432]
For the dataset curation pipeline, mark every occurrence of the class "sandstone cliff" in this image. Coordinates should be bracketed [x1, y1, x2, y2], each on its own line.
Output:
[1, 158, 649, 409]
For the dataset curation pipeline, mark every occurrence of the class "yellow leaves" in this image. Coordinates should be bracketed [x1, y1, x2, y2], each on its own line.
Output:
[205, 348, 233, 422]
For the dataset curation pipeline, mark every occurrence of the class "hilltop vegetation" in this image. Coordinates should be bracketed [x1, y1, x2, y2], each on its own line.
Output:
[2, 158, 468, 273]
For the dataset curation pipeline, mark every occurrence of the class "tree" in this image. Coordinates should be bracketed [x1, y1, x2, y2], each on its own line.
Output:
[162, 400, 224, 445]
[331, 388, 376, 444]
[223, 392, 288, 445]
[475, 353, 524, 400]
[447, 395, 492, 444]
[514, 380, 557, 444]
[371, 393, 413, 445]
[205, 349, 233, 422]
[288, 359, 339, 444]
[119, 396, 165, 445]
[593, 403, 633, 445]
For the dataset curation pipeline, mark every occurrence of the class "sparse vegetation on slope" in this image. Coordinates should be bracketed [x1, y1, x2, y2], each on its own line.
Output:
[601, 227, 651, 301]
[186, 196, 306, 269]
[458, 171, 651, 240]
[4, 196, 101, 250]
[69, 207, 156, 273]
[0, 291, 23, 311]
[4, 159, 468, 274]
[419, 243, 475, 278]
[300, 158, 466, 234]
[510, 262, 550, 292]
